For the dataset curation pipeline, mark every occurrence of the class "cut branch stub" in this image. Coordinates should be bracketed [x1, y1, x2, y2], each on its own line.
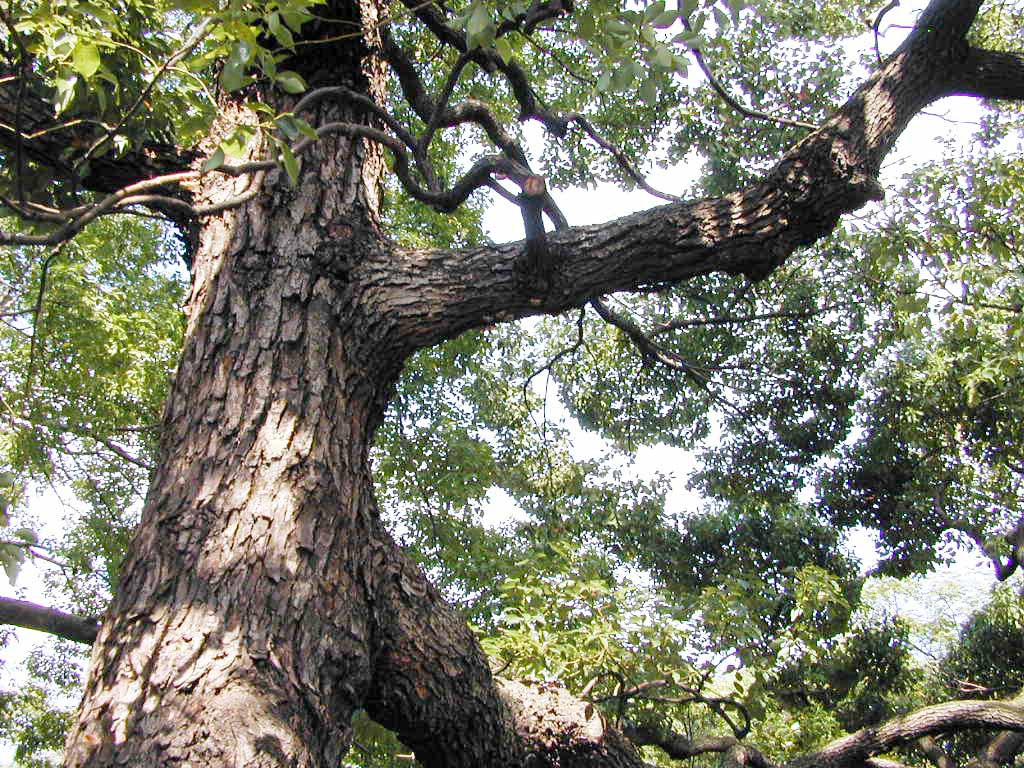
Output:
[516, 174, 555, 293]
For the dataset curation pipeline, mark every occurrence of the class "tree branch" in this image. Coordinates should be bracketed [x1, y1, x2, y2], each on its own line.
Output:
[0, 595, 99, 644]
[1, 412, 152, 470]
[590, 297, 707, 386]
[917, 735, 957, 768]
[359, 0, 1005, 361]
[0, 64, 195, 194]
[622, 724, 747, 761]
[680, 16, 818, 131]
[802, 699, 1024, 768]
[951, 48, 1024, 99]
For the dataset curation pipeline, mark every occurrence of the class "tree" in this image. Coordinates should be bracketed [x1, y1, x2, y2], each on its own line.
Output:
[1, 0, 1024, 766]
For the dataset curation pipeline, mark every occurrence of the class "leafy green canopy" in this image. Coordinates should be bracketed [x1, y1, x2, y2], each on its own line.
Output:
[0, 0, 1023, 765]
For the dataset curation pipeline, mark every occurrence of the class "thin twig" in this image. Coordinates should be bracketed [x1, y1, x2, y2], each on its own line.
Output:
[680, 17, 818, 131]
[590, 296, 707, 386]
[874, 0, 902, 66]
[0, 538, 71, 569]
[23, 244, 65, 401]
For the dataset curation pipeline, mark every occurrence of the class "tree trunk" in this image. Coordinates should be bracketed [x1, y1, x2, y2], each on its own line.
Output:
[61, 4, 637, 765]
[64, 5, 393, 764]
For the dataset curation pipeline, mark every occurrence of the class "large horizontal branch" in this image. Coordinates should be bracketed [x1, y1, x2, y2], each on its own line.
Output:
[952, 48, 1024, 99]
[0, 595, 99, 644]
[799, 699, 1024, 768]
[354, 0, 1007, 365]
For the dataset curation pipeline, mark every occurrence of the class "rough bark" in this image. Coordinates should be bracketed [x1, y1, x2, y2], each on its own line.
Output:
[43, 0, 1024, 766]
[63, 5, 389, 765]
[796, 700, 1024, 768]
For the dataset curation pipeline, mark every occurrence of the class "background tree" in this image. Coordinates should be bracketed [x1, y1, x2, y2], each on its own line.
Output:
[1, 0, 1024, 766]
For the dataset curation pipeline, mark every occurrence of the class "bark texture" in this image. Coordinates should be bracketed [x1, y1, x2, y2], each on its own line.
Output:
[65, 5, 391, 765]
[49, 0, 1024, 766]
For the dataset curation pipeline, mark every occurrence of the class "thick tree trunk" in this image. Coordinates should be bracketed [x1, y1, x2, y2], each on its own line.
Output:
[66, 141, 381, 766]
[61, 4, 635, 765]
[64, 5, 393, 764]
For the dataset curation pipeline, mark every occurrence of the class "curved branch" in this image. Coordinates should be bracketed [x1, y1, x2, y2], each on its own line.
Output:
[623, 724, 746, 761]
[874, 0, 902, 65]
[970, 730, 1024, 768]
[0, 595, 99, 644]
[567, 114, 682, 203]
[803, 699, 1024, 768]
[917, 735, 956, 768]
[590, 297, 707, 386]
[358, 0, 1000, 360]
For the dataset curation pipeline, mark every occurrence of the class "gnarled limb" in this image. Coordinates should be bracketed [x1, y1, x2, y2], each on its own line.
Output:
[361, 0, 1023, 361]
[798, 700, 1024, 768]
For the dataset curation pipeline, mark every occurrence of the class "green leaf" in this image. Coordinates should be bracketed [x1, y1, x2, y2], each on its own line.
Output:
[267, 11, 295, 50]
[643, 1, 667, 23]
[13, 527, 37, 546]
[466, 3, 495, 49]
[259, 51, 278, 79]
[653, 44, 674, 69]
[275, 71, 307, 95]
[610, 61, 638, 91]
[1, 543, 23, 585]
[281, 9, 311, 32]
[577, 12, 595, 37]
[280, 142, 301, 186]
[494, 37, 513, 64]
[221, 126, 254, 157]
[640, 77, 658, 106]
[604, 19, 633, 36]
[291, 117, 319, 141]
[203, 147, 225, 172]
[71, 42, 101, 78]
[653, 10, 678, 28]
[54, 73, 79, 114]
[276, 115, 300, 141]
[220, 60, 246, 92]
